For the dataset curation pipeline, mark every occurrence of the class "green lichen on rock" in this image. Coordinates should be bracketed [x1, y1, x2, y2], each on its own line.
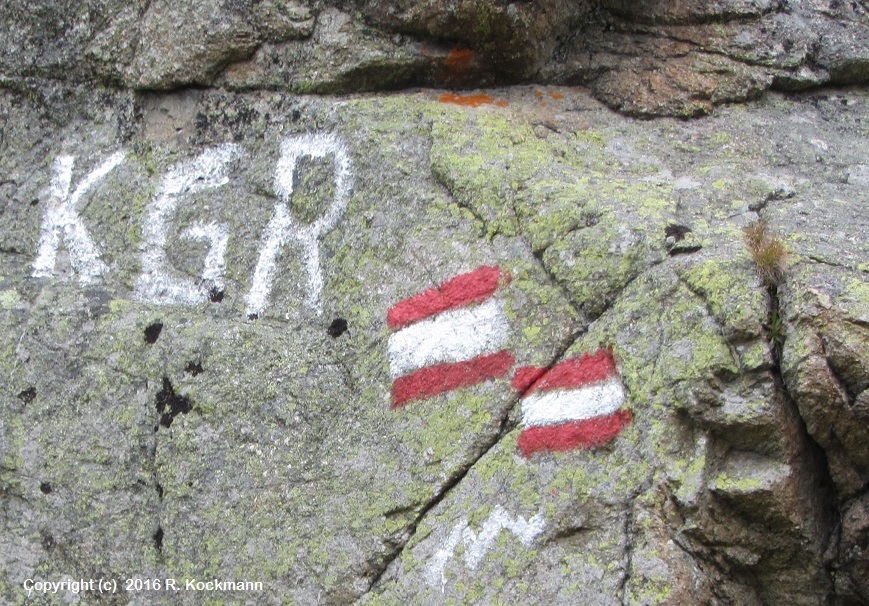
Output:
[428, 104, 685, 320]
[1, 83, 867, 605]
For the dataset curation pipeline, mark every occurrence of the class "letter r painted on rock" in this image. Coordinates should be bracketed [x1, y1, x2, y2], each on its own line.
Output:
[32, 151, 126, 284]
[245, 133, 353, 317]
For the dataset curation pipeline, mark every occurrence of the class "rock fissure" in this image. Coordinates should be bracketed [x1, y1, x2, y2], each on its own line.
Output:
[817, 337, 860, 406]
[2, 15, 867, 601]
[616, 505, 636, 606]
[675, 271, 745, 373]
[807, 254, 858, 271]
[615, 479, 657, 606]
[529, 248, 589, 324]
[147, 407, 164, 562]
[363, 327, 585, 596]
[764, 273, 842, 595]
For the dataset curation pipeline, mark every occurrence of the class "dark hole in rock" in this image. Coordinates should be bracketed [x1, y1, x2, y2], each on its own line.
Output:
[665, 223, 692, 242]
[41, 532, 55, 551]
[155, 482, 164, 500]
[208, 287, 224, 303]
[39, 482, 52, 494]
[248, 313, 258, 320]
[153, 526, 163, 552]
[30, 198, 39, 206]
[155, 377, 192, 428]
[17, 387, 36, 404]
[327, 318, 349, 338]
[144, 321, 163, 344]
[184, 361, 204, 375]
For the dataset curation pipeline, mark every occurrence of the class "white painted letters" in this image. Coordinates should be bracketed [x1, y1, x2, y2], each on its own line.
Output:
[245, 133, 353, 317]
[425, 506, 546, 587]
[32, 151, 125, 283]
[34, 134, 353, 316]
[135, 144, 241, 305]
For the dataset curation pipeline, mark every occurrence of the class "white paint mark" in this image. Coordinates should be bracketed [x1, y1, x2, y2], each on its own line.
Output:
[462, 505, 546, 569]
[386, 299, 510, 378]
[424, 520, 468, 590]
[181, 222, 229, 287]
[424, 506, 546, 587]
[32, 151, 125, 283]
[245, 133, 353, 317]
[520, 378, 626, 427]
[135, 144, 241, 305]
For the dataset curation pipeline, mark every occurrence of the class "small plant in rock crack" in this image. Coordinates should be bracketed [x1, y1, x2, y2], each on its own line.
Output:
[743, 219, 788, 287]
[767, 311, 785, 346]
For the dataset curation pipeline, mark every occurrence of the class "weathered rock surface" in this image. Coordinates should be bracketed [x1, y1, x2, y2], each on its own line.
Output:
[1, 1, 868, 604]
[2, 0, 868, 115]
[0, 82, 866, 604]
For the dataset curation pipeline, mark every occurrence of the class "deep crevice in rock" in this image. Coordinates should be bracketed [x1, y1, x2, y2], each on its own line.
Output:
[143, 321, 163, 344]
[152, 525, 164, 553]
[530, 248, 590, 323]
[764, 277, 842, 597]
[16, 387, 36, 404]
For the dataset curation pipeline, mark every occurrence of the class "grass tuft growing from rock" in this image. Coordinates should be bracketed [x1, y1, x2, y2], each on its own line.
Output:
[744, 220, 788, 287]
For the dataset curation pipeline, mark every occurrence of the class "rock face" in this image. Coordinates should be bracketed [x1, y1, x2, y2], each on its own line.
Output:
[2, 1, 868, 115]
[1, 3, 867, 606]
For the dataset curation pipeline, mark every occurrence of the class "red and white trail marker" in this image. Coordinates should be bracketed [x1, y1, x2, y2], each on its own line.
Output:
[387, 266, 514, 408]
[512, 348, 632, 457]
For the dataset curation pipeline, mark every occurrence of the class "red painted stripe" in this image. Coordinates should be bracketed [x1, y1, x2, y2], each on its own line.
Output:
[511, 348, 617, 394]
[387, 266, 507, 329]
[391, 350, 515, 408]
[517, 409, 632, 456]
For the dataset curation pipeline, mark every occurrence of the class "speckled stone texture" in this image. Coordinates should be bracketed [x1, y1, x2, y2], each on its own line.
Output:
[0, 3, 867, 604]
[0, 83, 866, 605]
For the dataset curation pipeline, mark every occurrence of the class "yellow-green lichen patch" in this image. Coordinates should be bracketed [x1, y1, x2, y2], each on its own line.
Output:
[845, 276, 869, 315]
[676, 257, 767, 342]
[671, 445, 708, 506]
[0, 289, 23, 310]
[427, 105, 683, 320]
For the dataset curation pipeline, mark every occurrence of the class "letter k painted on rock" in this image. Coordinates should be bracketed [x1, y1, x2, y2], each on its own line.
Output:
[32, 151, 125, 284]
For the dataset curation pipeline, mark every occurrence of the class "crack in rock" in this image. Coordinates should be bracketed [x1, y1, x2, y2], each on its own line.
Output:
[362, 328, 584, 596]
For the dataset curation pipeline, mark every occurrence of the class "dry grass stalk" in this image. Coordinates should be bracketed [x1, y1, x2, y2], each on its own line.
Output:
[744, 219, 788, 287]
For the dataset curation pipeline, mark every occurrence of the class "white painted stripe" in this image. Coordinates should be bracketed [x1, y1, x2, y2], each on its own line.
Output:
[520, 378, 625, 427]
[424, 519, 468, 589]
[387, 298, 509, 378]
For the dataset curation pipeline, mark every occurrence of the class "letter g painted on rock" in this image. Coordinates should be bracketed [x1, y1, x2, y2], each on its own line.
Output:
[135, 144, 242, 305]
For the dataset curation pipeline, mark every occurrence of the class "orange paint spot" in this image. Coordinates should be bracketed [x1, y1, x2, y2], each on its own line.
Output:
[534, 90, 544, 100]
[438, 93, 508, 108]
[549, 91, 565, 100]
[444, 48, 474, 72]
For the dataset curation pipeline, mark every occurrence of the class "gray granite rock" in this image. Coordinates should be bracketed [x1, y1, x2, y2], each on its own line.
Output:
[0, 83, 866, 604]
[1, 1, 868, 115]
